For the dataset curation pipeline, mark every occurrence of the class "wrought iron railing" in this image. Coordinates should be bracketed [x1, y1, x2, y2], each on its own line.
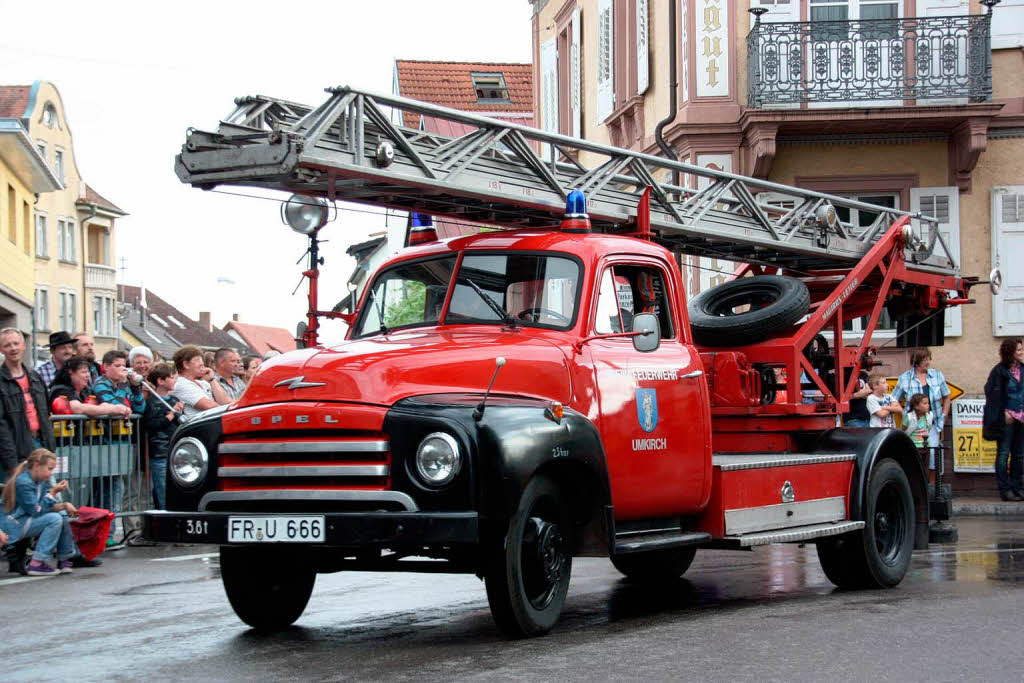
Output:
[747, 4, 996, 108]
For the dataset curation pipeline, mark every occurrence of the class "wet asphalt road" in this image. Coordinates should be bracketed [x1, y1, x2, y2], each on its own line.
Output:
[3, 516, 1023, 682]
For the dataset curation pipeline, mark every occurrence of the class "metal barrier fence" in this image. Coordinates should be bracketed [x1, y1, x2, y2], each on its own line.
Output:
[50, 414, 152, 543]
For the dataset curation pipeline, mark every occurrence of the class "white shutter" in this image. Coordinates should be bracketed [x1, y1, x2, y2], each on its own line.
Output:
[540, 37, 558, 159]
[680, 0, 688, 103]
[636, 0, 649, 95]
[992, 187, 1024, 336]
[911, 187, 961, 336]
[992, 0, 1024, 50]
[597, 0, 615, 123]
[571, 7, 582, 138]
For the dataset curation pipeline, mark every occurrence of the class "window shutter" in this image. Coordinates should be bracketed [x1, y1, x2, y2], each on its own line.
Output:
[571, 7, 582, 138]
[992, 187, 1024, 336]
[911, 187, 961, 336]
[597, 0, 615, 123]
[540, 37, 559, 159]
[636, 0, 649, 95]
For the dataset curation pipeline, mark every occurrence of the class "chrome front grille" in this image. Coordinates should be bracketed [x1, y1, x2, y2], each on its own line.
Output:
[216, 437, 392, 495]
[217, 465, 390, 478]
[219, 439, 389, 458]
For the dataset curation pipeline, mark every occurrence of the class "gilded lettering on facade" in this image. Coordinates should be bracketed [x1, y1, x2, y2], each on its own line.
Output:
[696, 0, 729, 97]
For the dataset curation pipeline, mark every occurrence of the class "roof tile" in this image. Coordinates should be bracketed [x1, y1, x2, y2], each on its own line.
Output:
[0, 85, 31, 119]
[223, 321, 297, 357]
[395, 60, 533, 128]
[118, 285, 248, 352]
[79, 184, 126, 215]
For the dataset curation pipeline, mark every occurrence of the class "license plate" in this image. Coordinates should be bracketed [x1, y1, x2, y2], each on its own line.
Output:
[227, 516, 325, 543]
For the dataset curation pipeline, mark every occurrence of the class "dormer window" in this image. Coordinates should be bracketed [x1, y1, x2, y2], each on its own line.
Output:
[43, 103, 57, 128]
[471, 73, 510, 103]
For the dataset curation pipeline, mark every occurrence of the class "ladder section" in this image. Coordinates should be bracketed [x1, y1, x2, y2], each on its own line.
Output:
[175, 86, 957, 274]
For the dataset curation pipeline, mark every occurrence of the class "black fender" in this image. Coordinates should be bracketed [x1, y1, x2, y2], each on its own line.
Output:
[164, 407, 226, 512]
[387, 395, 611, 550]
[814, 427, 929, 550]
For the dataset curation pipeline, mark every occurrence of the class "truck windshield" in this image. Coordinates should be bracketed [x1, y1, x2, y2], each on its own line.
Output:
[354, 256, 457, 337]
[354, 252, 581, 337]
[446, 253, 580, 329]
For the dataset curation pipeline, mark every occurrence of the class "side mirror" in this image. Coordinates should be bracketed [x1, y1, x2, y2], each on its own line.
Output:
[632, 313, 660, 352]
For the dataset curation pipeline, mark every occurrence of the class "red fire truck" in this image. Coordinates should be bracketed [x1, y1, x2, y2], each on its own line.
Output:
[143, 86, 992, 637]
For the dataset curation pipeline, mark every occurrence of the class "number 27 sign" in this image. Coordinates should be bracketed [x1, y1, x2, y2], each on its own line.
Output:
[952, 398, 997, 473]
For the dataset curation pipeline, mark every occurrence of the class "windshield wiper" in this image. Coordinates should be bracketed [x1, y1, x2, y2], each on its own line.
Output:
[371, 289, 389, 335]
[459, 276, 518, 328]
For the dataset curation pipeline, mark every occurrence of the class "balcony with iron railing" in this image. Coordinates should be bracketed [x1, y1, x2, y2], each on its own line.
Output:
[746, 1, 998, 109]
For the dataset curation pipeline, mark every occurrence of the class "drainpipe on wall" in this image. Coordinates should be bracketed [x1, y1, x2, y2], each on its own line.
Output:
[79, 202, 97, 336]
[653, 0, 679, 190]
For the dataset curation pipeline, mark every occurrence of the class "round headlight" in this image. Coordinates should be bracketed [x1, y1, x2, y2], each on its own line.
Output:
[170, 437, 208, 487]
[415, 432, 461, 486]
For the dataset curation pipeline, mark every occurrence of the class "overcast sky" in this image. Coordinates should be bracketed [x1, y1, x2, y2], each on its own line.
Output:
[1, 0, 533, 341]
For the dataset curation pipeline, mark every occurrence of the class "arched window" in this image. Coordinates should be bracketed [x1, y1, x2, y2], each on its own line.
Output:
[43, 103, 57, 128]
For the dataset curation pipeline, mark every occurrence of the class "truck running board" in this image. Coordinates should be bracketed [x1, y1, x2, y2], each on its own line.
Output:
[613, 530, 712, 555]
[715, 520, 865, 548]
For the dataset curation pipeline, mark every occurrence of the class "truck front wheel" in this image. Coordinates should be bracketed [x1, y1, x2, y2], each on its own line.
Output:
[220, 546, 316, 631]
[817, 458, 915, 589]
[484, 475, 572, 638]
[610, 547, 697, 582]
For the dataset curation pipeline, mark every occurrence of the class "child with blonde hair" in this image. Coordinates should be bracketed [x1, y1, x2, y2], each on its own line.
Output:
[866, 373, 903, 428]
[1, 448, 78, 576]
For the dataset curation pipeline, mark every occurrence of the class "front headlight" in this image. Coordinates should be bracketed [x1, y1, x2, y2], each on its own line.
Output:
[170, 437, 209, 488]
[415, 432, 461, 486]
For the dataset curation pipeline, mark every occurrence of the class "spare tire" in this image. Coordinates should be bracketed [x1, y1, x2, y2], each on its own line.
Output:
[688, 275, 810, 346]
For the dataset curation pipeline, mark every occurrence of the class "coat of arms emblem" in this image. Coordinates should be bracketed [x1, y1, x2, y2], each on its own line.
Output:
[635, 388, 658, 433]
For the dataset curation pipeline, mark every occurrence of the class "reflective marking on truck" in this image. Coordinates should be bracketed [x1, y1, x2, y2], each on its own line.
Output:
[615, 367, 679, 381]
[632, 437, 667, 451]
[822, 277, 859, 321]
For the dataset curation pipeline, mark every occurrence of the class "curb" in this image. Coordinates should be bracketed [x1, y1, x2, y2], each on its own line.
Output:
[953, 501, 1024, 516]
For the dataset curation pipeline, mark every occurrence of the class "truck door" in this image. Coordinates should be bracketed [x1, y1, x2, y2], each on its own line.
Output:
[587, 260, 709, 519]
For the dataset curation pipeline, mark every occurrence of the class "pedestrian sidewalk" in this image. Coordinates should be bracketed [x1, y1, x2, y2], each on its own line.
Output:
[953, 497, 1024, 515]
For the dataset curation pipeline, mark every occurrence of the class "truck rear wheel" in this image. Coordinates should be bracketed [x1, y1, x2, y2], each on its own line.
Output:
[688, 275, 810, 346]
[220, 546, 316, 631]
[817, 458, 914, 589]
[484, 475, 572, 638]
[610, 547, 697, 582]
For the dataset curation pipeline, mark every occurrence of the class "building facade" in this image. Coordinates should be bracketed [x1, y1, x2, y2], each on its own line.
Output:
[1, 81, 127, 361]
[0, 94, 61, 331]
[532, 0, 1023, 491]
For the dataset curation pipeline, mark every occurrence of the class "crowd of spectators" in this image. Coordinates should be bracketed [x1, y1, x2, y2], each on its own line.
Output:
[0, 326, 272, 577]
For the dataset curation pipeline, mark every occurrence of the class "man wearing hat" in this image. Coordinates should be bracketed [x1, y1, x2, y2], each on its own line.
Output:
[36, 331, 76, 390]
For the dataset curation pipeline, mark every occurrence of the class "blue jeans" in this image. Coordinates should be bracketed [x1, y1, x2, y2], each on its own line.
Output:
[93, 475, 125, 541]
[23, 512, 75, 563]
[845, 418, 869, 427]
[151, 458, 167, 510]
[995, 420, 1024, 494]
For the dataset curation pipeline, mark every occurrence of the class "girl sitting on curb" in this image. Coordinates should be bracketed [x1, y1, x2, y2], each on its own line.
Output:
[1, 449, 79, 576]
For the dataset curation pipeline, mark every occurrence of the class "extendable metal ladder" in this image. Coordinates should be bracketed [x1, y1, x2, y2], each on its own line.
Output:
[175, 85, 957, 275]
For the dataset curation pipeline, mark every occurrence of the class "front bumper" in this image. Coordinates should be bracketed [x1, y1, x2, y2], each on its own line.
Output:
[143, 510, 479, 547]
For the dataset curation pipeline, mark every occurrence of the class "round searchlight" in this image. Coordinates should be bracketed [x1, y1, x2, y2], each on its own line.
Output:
[415, 432, 462, 486]
[281, 193, 329, 235]
[170, 437, 209, 487]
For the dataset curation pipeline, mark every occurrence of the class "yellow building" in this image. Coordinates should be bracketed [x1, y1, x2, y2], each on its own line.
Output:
[0, 91, 61, 331]
[0, 81, 127, 361]
[532, 0, 1024, 394]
